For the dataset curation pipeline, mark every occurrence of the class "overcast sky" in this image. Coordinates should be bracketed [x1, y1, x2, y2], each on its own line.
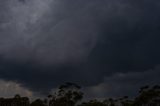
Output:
[0, 0, 160, 99]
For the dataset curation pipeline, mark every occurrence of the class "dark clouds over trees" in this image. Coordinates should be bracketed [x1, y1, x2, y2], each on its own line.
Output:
[0, 0, 160, 97]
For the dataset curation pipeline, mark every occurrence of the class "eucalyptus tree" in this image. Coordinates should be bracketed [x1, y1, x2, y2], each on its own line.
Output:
[48, 82, 83, 106]
[133, 85, 160, 106]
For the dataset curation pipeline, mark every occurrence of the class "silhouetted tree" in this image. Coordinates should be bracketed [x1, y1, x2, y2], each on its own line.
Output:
[0, 84, 160, 106]
[79, 99, 106, 106]
[31, 99, 45, 106]
[48, 82, 83, 106]
[134, 85, 160, 106]
[118, 96, 133, 106]
[14, 94, 21, 99]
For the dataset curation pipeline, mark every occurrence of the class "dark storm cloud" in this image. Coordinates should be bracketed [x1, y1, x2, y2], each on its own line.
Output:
[0, 0, 160, 95]
[85, 65, 160, 99]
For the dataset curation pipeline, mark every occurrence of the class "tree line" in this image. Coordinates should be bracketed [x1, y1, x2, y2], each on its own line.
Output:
[0, 83, 160, 106]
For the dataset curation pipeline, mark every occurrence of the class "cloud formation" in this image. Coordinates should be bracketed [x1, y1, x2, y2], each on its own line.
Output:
[0, 79, 33, 98]
[85, 65, 160, 99]
[0, 0, 160, 97]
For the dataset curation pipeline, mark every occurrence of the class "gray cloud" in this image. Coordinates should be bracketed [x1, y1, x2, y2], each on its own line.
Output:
[84, 65, 160, 99]
[0, 79, 33, 98]
[0, 0, 97, 65]
[0, 0, 160, 97]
